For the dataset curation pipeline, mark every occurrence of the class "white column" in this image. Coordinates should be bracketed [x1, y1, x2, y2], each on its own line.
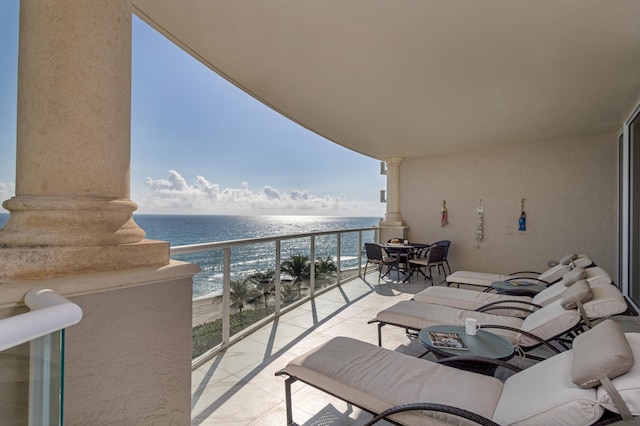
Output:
[0, 0, 168, 282]
[381, 157, 405, 226]
[378, 157, 407, 243]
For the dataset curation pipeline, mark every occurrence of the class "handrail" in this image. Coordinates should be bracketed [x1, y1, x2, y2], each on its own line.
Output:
[0, 288, 83, 352]
[170, 226, 377, 255]
[174, 225, 379, 364]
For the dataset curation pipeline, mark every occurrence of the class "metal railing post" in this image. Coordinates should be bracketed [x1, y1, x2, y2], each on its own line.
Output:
[274, 240, 281, 315]
[358, 230, 363, 276]
[310, 236, 316, 295]
[336, 232, 342, 283]
[222, 247, 231, 346]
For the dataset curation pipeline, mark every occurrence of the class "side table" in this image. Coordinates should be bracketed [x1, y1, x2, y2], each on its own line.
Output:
[418, 325, 514, 376]
[491, 280, 546, 297]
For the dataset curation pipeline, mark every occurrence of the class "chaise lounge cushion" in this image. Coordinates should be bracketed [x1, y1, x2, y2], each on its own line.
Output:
[559, 253, 578, 265]
[560, 280, 593, 309]
[597, 333, 640, 415]
[562, 266, 587, 287]
[538, 263, 573, 284]
[375, 300, 524, 343]
[572, 319, 634, 389]
[493, 350, 601, 425]
[285, 336, 503, 425]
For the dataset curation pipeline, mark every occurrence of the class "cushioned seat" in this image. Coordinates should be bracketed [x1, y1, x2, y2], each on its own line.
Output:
[446, 253, 594, 290]
[414, 266, 612, 316]
[371, 281, 628, 352]
[277, 319, 640, 425]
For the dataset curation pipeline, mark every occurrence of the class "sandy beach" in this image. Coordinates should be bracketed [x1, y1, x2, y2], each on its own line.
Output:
[193, 295, 225, 327]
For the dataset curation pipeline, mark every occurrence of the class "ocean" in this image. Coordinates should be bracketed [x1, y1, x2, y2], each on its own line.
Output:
[0, 213, 379, 298]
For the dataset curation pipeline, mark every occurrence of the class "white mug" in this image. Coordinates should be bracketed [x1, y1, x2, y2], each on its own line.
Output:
[465, 318, 480, 336]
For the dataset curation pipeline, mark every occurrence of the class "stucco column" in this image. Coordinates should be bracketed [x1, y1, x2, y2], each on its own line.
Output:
[0, 0, 168, 282]
[381, 157, 405, 226]
[379, 157, 407, 242]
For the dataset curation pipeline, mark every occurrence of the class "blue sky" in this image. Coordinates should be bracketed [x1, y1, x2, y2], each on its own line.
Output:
[0, 1, 386, 217]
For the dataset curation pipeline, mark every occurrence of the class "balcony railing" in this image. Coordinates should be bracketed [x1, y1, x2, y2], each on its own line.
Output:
[170, 226, 378, 367]
[0, 288, 83, 425]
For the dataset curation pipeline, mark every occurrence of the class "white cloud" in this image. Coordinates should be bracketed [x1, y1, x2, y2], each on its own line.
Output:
[138, 170, 382, 216]
[0, 183, 15, 207]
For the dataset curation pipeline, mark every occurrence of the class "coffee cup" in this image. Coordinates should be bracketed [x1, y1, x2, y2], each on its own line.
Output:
[465, 318, 480, 336]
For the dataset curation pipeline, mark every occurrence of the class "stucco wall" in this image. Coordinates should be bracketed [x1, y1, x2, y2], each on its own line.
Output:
[64, 277, 193, 426]
[0, 262, 197, 426]
[400, 133, 618, 281]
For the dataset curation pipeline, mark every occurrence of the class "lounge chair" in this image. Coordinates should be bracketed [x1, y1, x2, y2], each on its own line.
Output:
[276, 319, 640, 425]
[413, 266, 612, 316]
[369, 280, 627, 358]
[446, 253, 594, 290]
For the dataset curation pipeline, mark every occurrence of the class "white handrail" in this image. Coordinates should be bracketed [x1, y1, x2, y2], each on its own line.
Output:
[0, 288, 83, 352]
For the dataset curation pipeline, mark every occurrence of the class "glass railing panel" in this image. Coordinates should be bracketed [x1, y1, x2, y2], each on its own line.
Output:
[0, 342, 31, 425]
[0, 330, 63, 426]
[29, 330, 63, 426]
[173, 226, 379, 361]
[314, 233, 338, 291]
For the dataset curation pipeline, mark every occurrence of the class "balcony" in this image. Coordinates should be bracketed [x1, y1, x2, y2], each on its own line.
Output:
[179, 229, 640, 425]
[189, 271, 640, 425]
[191, 273, 436, 425]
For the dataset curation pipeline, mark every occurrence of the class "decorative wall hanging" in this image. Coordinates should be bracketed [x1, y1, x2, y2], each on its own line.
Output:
[441, 200, 448, 227]
[518, 198, 526, 231]
[476, 200, 484, 247]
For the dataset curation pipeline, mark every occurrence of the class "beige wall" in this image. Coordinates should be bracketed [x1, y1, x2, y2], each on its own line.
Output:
[401, 133, 618, 281]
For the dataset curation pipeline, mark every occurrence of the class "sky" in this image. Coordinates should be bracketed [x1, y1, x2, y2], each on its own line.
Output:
[0, 1, 386, 217]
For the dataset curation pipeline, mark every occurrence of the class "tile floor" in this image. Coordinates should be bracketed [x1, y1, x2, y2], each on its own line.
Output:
[191, 272, 640, 426]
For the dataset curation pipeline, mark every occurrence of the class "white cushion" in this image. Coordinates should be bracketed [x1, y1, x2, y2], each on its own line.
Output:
[520, 301, 581, 347]
[286, 336, 503, 425]
[558, 253, 578, 265]
[414, 286, 534, 314]
[597, 333, 640, 415]
[375, 300, 524, 344]
[532, 281, 568, 306]
[446, 271, 509, 288]
[538, 264, 571, 284]
[581, 284, 627, 319]
[585, 266, 612, 286]
[493, 350, 601, 425]
[562, 266, 587, 287]
[572, 320, 634, 389]
[560, 280, 593, 310]
[572, 254, 594, 268]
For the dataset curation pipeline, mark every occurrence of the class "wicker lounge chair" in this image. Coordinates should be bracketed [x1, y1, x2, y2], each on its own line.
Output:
[276, 319, 640, 425]
[413, 266, 612, 316]
[369, 280, 627, 359]
[446, 253, 594, 290]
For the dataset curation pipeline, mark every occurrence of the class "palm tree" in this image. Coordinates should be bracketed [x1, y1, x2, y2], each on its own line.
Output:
[281, 254, 310, 297]
[250, 269, 276, 310]
[315, 256, 337, 275]
[230, 277, 259, 319]
[281, 254, 310, 281]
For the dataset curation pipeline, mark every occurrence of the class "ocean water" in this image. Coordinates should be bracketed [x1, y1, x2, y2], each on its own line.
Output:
[0, 213, 379, 298]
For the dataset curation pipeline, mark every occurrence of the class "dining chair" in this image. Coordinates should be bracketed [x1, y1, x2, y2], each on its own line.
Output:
[364, 243, 401, 283]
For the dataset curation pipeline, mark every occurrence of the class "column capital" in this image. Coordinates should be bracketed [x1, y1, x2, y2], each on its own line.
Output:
[385, 157, 404, 166]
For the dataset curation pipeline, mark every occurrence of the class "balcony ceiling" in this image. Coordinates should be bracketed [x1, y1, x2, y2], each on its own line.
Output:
[132, 1, 640, 161]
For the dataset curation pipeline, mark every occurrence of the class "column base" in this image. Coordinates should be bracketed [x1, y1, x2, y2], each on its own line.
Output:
[378, 222, 409, 244]
[0, 240, 169, 283]
[0, 196, 146, 247]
